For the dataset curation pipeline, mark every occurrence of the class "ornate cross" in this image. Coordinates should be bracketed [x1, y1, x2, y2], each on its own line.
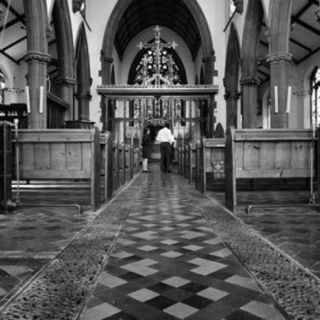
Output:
[137, 26, 178, 86]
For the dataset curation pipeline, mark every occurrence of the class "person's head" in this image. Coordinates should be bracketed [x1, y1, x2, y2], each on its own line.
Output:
[165, 123, 170, 129]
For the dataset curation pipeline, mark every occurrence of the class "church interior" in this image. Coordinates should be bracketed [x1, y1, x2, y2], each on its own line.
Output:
[1, 0, 320, 319]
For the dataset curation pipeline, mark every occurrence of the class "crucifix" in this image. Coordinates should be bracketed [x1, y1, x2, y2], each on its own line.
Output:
[137, 25, 178, 86]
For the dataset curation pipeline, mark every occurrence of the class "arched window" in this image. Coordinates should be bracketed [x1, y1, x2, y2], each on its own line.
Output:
[311, 67, 320, 127]
[0, 70, 6, 104]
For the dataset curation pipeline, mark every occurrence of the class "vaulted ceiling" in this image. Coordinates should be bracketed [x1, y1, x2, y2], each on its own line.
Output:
[1, 0, 320, 82]
[114, 0, 202, 61]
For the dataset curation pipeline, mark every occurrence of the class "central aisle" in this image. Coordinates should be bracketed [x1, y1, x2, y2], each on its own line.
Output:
[81, 164, 285, 320]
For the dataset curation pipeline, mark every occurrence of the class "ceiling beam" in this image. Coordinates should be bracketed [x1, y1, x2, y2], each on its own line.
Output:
[1, 35, 26, 51]
[0, 15, 25, 32]
[0, 0, 26, 26]
[295, 18, 320, 37]
[0, 50, 19, 64]
[290, 37, 312, 52]
[297, 45, 320, 64]
[291, 0, 319, 24]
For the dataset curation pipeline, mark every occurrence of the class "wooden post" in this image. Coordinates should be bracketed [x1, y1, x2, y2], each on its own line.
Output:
[114, 142, 119, 189]
[122, 143, 126, 183]
[315, 128, 320, 203]
[105, 132, 113, 199]
[91, 128, 101, 210]
[225, 127, 236, 211]
[188, 144, 193, 184]
[200, 138, 207, 194]
[195, 142, 200, 190]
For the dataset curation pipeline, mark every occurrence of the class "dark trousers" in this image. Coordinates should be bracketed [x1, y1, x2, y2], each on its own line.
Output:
[160, 142, 172, 173]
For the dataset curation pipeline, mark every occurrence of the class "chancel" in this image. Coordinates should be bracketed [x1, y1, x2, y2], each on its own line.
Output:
[1, 1, 320, 319]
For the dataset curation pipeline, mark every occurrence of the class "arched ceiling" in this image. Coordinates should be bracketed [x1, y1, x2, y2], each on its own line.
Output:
[114, 0, 202, 61]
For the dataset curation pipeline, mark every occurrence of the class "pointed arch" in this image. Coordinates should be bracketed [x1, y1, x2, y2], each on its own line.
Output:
[75, 22, 91, 121]
[100, 0, 215, 84]
[224, 23, 240, 128]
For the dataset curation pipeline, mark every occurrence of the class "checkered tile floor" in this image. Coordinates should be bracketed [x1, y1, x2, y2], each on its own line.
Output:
[80, 167, 286, 320]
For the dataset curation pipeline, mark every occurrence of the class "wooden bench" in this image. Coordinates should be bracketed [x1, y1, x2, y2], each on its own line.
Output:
[197, 138, 225, 193]
[225, 128, 316, 212]
[15, 128, 102, 210]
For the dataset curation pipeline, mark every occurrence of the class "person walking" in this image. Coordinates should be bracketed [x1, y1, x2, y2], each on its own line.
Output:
[141, 127, 152, 172]
[156, 123, 175, 173]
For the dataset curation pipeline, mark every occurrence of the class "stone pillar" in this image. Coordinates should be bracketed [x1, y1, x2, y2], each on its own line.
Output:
[56, 77, 76, 120]
[23, 0, 49, 129]
[77, 92, 92, 121]
[25, 52, 50, 129]
[225, 91, 241, 128]
[202, 53, 215, 85]
[240, 76, 260, 128]
[100, 53, 113, 85]
[267, 53, 292, 128]
[268, 0, 293, 128]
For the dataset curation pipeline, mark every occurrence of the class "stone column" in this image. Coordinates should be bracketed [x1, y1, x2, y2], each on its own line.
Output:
[240, 76, 260, 128]
[56, 77, 76, 120]
[225, 91, 241, 128]
[100, 53, 113, 85]
[77, 92, 92, 121]
[268, 0, 293, 128]
[23, 0, 49, 129]
[267, 53, 292, 128]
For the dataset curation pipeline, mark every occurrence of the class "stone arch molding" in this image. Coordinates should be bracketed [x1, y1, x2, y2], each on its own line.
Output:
[100, 0, 215, 84]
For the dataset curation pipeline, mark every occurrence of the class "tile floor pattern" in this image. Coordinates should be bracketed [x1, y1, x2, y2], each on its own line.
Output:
[0, 206, 97, 305]
[208, 190, 320, 279]
[81, 169, 287, 320]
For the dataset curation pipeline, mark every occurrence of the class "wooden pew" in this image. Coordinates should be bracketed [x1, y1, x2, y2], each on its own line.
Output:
[225, 128, 316, 212]
[16, 128, 101, 210]
[197, 138, 225, 193]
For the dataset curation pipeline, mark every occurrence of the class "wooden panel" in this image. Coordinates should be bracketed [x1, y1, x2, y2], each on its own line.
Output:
[50, 143, 67, 170]
[274, 142, 290, 170]
[259, 142, 275, 169]
[235, 142, 244, 170]
[21, 143, 35, 171]
[243, 142, 260, 170]
[34, 143, 50, 170]
[290, 142, 309, 169]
